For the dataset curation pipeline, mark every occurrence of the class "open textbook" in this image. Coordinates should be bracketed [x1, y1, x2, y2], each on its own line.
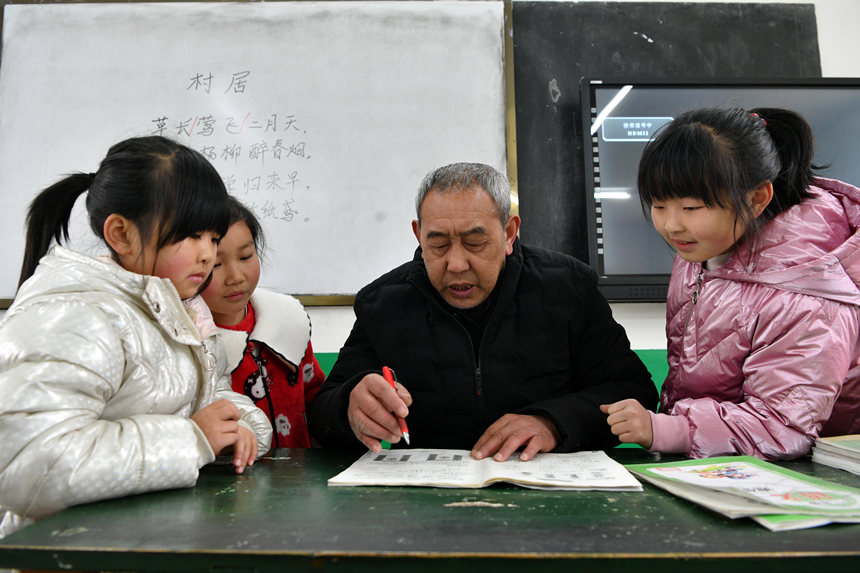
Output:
[626, 456, 860, 531]
[328, 449, 643, 491]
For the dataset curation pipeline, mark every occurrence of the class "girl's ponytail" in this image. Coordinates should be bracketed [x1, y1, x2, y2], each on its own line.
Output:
[18, 173, 94, 288]
[750, 107, 816, 218]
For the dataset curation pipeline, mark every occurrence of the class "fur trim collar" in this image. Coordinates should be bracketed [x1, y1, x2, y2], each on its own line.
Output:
[216, 289, 311, 371]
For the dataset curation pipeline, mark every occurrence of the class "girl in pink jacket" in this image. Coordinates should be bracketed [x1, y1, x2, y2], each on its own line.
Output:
[601, 107, 860, 460]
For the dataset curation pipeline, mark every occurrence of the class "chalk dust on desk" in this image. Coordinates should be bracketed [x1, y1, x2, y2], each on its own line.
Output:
[444, 500, 518, 508]
[548, 78, 562, 103]
[633, 31, 655, 44]
[51, 526, 89, 537]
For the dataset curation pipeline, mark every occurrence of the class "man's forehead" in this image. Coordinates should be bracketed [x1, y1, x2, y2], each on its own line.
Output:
[424, 225, 488, 239]
[420, 186, 497, 218]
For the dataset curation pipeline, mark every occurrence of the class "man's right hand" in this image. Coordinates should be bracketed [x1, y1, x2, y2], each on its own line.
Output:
[348, 372, 412, 452]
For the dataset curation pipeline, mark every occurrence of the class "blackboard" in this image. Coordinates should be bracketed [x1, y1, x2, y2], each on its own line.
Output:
[512, 1, 821, 263]
[0, 2, 507, 301]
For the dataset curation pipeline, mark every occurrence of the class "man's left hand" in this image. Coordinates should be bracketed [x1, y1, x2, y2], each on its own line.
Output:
[471, 414, 559, 462]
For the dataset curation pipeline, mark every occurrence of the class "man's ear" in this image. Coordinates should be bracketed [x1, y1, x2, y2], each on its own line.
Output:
[412, 219, 421, 244]
[103, 213, 139, 256]
[749, 181, 774, 218]
[503, 215, 521, 255]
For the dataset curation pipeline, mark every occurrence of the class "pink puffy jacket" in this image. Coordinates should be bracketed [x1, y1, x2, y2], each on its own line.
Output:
[650, 178, 860, 460]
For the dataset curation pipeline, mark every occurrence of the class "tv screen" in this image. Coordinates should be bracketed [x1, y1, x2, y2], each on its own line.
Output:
[580, 78, 860, 302]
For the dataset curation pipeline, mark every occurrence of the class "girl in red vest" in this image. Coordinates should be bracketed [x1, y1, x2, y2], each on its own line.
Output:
[202, 197, 325, 449]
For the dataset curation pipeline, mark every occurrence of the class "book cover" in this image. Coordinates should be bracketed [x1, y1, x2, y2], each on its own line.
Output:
[626, 456, 860, 530]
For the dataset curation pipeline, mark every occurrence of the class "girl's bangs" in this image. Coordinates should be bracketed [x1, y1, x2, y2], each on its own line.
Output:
[638, 127, 735, 210]
[156, 152, 230, 247]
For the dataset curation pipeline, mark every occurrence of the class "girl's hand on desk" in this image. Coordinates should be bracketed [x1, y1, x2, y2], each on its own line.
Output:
[601, 399, 653, 449]
[231, 426, 258, 474]
[192, 399, 242, 456]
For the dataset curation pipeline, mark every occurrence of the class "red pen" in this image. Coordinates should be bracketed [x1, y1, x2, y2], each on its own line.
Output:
[382, 366, 411, 445]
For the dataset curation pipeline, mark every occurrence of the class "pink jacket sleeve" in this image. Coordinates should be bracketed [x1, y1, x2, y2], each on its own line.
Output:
[656, 294, 860, 460]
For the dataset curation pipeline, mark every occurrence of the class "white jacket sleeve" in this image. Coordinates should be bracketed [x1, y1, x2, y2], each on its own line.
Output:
[206, 335, 273, 455]
[0, 303, 210, 519]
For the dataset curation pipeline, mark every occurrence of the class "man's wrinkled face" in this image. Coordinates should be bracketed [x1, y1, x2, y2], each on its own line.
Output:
[412, 186, 518, 309]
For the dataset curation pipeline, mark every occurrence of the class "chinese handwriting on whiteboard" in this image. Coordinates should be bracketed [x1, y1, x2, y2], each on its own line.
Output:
[150, 71, 312, 224]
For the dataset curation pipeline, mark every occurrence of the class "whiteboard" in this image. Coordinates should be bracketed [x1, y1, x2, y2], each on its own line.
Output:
[0, 2, 506, 299]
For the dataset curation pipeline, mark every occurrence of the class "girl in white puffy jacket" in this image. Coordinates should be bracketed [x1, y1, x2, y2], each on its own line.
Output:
[0, 136, 272, 537]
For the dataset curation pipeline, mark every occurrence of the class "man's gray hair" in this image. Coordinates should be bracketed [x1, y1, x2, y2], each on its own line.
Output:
[415, 162, 510, 227]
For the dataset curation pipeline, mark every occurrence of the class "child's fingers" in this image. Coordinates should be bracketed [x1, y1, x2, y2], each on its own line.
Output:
[245, 428, 258, 465]
[233, 426, 258, 474]
[233, 436, 248, 474]
[211, 399, 241, 421]
[604, 408, 630, 427]
[601, 399, 640, 416]
[600, 402, 628, 416]
[233, 428, 258, 474]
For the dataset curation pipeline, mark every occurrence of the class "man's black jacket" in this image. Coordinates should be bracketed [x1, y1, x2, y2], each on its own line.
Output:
[308, 239, 658, 451]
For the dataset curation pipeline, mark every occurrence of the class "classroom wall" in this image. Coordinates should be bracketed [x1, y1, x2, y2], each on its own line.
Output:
[306, 0, 860, 356]
[2, 0, 859, 359]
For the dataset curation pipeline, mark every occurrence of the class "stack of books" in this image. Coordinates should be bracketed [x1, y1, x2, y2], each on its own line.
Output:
[626, 456, 860, 531]
[812, 434, 860, 476]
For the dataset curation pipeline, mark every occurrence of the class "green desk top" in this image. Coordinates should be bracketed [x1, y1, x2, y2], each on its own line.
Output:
[1, 448, 859, 572]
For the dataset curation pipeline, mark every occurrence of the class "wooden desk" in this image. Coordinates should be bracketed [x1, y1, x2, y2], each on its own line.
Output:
[1, 448, 859, 572]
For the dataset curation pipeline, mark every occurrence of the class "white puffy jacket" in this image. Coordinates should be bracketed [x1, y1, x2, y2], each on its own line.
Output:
[0, 247, 272, 525]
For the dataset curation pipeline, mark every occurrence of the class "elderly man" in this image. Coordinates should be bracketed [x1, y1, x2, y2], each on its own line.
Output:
[309, 163, 657, 461]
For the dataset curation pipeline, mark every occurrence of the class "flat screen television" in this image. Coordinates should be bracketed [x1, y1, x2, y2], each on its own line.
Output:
[580, 78, 860, 302]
